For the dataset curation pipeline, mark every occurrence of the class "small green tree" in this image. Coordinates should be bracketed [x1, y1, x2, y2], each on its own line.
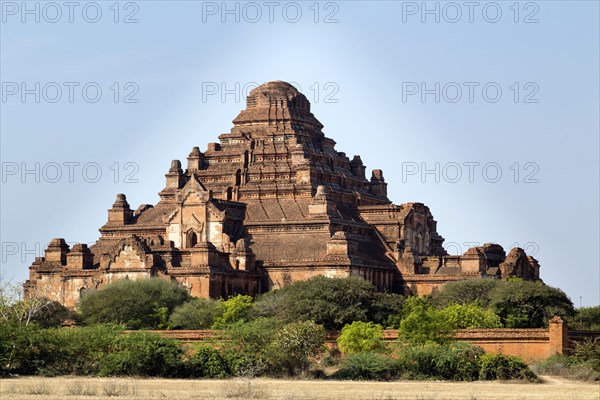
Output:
[337, 321, 385, 354]
[432, 279, 499, 308]
[489, 281, 574, 328]
[169, 298, 223, 329]
[567, 306, 600, 331]
[185, 345, 230, 378]
[271, 320, 325, 376]
[251, 277, 404, 329]
[398, 297, 455, 344]
[79, 278, 190, 329]
[225, 317, 280, 376]
[99, 331, 183, 377]
[212, 294, 254, 329]
[439, 303, 502, 329]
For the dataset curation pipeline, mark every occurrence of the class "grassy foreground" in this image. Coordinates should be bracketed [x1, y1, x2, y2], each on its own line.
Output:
[0, 376, 597, 400]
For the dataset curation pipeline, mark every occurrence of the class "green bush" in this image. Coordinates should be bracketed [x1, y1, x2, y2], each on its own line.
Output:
[185, 345, 230, 378]
[567, 306, 600, 331]
[398, 297, 455, 344]
[572, 338, 600, 372]
[337, 321, 385, 355]
[478, 353, 537, 381]
[0, 322, 44, 375]
[396, 342, 484, 381]
[433, 279, 499, 308]
[0, 323, 122, 376]
[79, 278, 191, 329]
[488, 281, 574, 328]
[169, 298, 223, 329]
[332, 352, 398, 381]
[439, 303, 502, 329]
[212, 295, 253, 329]
[224, 317, 280, 376]
[271, 320, 325, 376]
[99, 331, 183, 377]
[253, 276, 403, 330]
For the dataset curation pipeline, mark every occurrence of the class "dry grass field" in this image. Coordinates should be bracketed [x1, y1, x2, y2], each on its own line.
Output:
[0, 376, 597, 400]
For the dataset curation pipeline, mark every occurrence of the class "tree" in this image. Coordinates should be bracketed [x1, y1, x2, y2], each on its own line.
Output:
[258, 276, 402, 330]
[0, 277, 59, 326]
[99, 331, 183, 377]
[398, 297, 455, 344]
[432, 279, 499, 308]
[567, 306, 600, 331]
[79, 278, 191, 329]
[212, 294, 253, 329]
[337, 321, 385, 354]
[169, 298, 223, 329]
[439, 303, 502, 329]
[271, 321, 325, 376]
[224, 317, 280, 376]
[488, 281, 575, 328]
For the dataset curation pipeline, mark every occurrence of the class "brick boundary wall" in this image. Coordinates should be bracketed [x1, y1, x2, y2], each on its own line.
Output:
[131, 317, 600, 363]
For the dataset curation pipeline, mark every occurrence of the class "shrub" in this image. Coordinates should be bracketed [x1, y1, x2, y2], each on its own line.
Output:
[567, 306, 600, 331]
[439, 303, 502, 329]
[478, 353, 537, 381]
[99, 331, 183, 377]
[396, 342, 484, 381]
[212, 295, 254, 329]
[0, 323, 122, 376]
[398, 297, 455, 344]
[79, 278, 191, 329]
[224, 317, 280, 376]
[169, 298, 223, 329]
[432, 279, 499, 308]
[369, 292, 405, 328]
[332, 352, 398, 381]
[337, 321, 385, 355]
[186, 345, 230, 378]
[258, 276, 401, 330]
[271, 320, 325, 376]
[488, 281, 574, 328]
[41, 324, 122, 375]
[572, 337, 600, 372]
[0, 322, 44, 375]
[532, 354, 599, 381]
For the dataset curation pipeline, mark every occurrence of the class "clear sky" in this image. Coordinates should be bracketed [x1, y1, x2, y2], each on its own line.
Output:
[1, 1, 598, 306]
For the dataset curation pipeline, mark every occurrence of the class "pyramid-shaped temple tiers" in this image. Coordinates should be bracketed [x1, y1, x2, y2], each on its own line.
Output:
[25, 81, 540, 307]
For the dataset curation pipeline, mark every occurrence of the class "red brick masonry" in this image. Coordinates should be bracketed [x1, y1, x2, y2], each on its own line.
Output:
[128, 317, 599, 363]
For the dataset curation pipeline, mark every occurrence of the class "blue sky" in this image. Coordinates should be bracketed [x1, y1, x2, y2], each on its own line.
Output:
[1, 1, 598, 306]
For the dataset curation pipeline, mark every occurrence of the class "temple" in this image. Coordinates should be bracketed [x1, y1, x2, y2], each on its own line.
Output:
[24, 81, 540, 307]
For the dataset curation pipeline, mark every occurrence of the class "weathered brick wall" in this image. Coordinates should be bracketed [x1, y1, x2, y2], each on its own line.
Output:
[135, 318, 600, 363]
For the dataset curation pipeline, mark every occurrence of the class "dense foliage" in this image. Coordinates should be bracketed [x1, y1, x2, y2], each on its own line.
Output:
[398, 297, 455, 344]
[478, 353, 537, 381]
[567, 306, 600, 331]
[99, 331, 183, 377]
[0, 323, 121, 376]
[439, 303, 502, 329]
[169, 298, 223, 329]
[433, 279, 575, 328]
[271, 320, 325, 375]
[333, 342, 536, 382]
[79, 278, 190, 329]
[252, 276, 404, 330]
[337, 321, 385, 354]
[2, 275, 584, 381]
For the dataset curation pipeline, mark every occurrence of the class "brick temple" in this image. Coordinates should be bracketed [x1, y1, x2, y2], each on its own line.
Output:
[25, 81, 540, 307]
